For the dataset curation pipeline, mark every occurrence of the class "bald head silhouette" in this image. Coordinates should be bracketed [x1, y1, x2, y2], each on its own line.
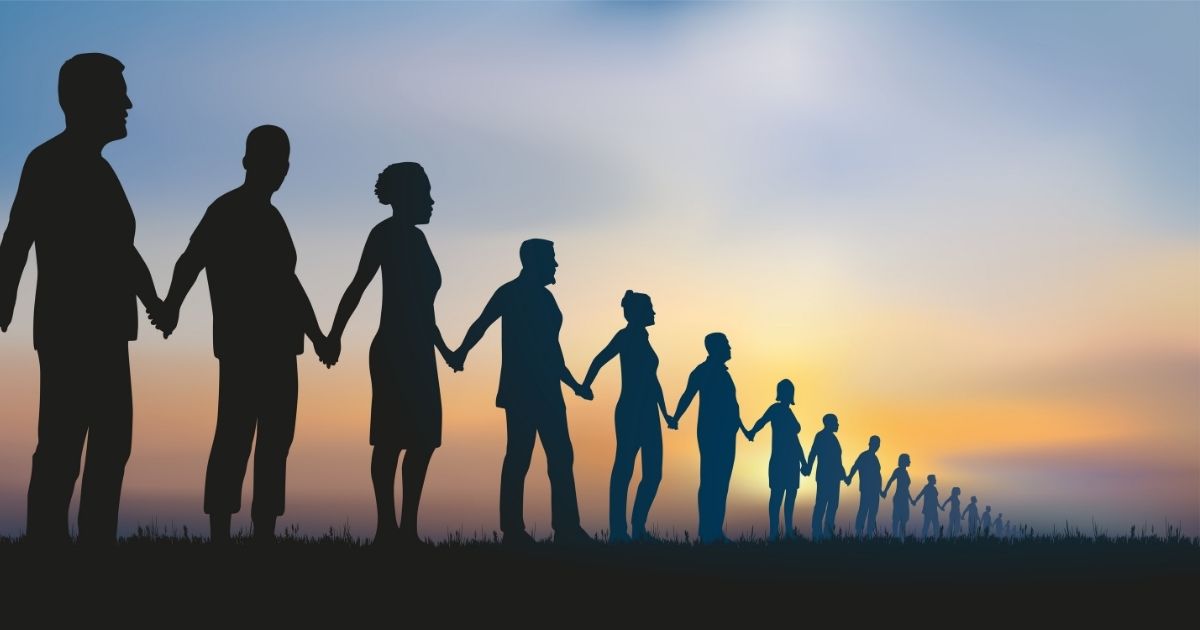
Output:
[243, 125, 290, 194]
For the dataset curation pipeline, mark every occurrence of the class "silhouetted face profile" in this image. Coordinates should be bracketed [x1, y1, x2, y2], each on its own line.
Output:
[621, 291, 655, 327]
[869, 435, 881, 452]
[375, 162, 434, 225]
[519, 239, 557, 286]
[243, 125, 290, 192]
[776, 379, 795, 405]
[59, 53, 131, 143]
[822, 413, 839, 432]
[928, 474, 937, 484]
[704, 332, 731, 362]
[899, 453, 911, 467]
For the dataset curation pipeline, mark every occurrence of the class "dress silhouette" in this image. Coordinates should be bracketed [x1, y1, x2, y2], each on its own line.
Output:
[452, 239, 592, 544]
[914, 474, 942, 539]
[746, 379, 805, 540]
[579, 291, 670, 542]
[964, 496, 980, 537]
[942, 487, 962, 537]
[154, 125, 326, 542]
[846, 435, 883, 538]
[805, 413, 845, 540]
[882, 453, 913, 538]
[0, 54, 161, 544]
[324, 162, 454, 546]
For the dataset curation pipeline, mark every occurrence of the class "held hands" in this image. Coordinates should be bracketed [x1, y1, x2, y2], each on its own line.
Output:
[148, 298, 179, 339]
[742, 427, 755, 442]
[665, 413, 678, 431]
[572, 382, 594, 401]
[444, 347, 465, 372]
[844, 476, 852, 486]
[801, 464, 812, 477]
[316, 334, 341, 368]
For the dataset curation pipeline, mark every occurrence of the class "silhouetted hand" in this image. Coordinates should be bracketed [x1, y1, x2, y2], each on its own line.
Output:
[880, 491, 887, 499]
[149, 300, 179, 339]
[666, 416, 679, 431]
[801, 465, 812, 477]
[318, 335, 341, 368]
[445, 348, 465, 372]
[575, 384, 594, 401]
[743, 428, 755, 442]
[844, 477, 852, 486]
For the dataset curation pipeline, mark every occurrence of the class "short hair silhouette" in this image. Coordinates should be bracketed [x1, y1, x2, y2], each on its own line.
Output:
[869, 435, 880, 448]
[375, 162, 429, 205]
[775, 378, 794, 402]
[928, 474, 936, 482]
[58, 53, 124, 115]
[822, 413, 838, 428]
[703, 332, 728, 354]
[899, 453, 911, 466]
[519, 238, 554, 267]
[244, 125, 289, 163]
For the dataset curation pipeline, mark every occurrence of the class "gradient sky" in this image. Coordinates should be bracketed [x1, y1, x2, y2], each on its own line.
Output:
[0, 1, 1196, 539]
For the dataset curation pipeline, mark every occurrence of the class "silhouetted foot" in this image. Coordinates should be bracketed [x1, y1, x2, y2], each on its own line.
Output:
[631, 529, 662, 544]
[554, 527, 598, 546]
[371, 527, 400, 547]
[502, 530, 536, 546]
[609, 531, 632, 544]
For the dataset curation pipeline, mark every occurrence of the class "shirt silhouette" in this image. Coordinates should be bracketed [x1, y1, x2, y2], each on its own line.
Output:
[806, 414, 845, 540]
[846, 437, 883, 537]
[0, 53, 159, 544]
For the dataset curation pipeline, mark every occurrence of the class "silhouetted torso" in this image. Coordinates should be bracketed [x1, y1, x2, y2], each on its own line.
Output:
[492, 273, 566, 410]
[189, 186, 302, 358]
[0, 134, 139, 349]
[920, 485, 940, 515]
[853, 451, 882, 491]
[809, 429, 845, 482]
[689, 360, 739, 435]
[764, 402, 801, 489]
[376, 219, 440, 337]
[616, 327, 659, 406]
[892, 470, 911, 505]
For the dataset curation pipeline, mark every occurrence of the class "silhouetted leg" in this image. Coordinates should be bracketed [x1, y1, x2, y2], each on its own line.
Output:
[209, 514, 231, 543]
[77, 346, 132, 545]
[822, 482, 840, 538]
[864, 492, 879, 537]
[26, 349, 87, 543]
[399, 447, 434, 541]
[630, 419, 662, 539]
[371, 444, 402, 540]
[538, 406, 582, 534]
[698, 430, 735, 543]
[501, 410, 537, 537]
[251, 356, 297, 541]
[768, 489, 783, 540]
[855, 495, 868, 537]
[204, 359, 256, 522]
[811, 486, 827, 541]
[609, 411, 638, 541]
[783, 488, 797, 538]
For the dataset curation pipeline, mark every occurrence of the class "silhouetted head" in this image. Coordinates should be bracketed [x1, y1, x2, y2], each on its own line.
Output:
[927, 474, 937, 484]
[775, 379, 795, 405]
[822, 413, 839, 432]
[519, 239, 557, 285]
[898, 453, 911, 467]
[621, 291, 654, 327]
[970, 496, 977, 503]
[59, 53, 131, 144]
[703, 332, 731, 363]
[243, 125, 290, 193]
[951, 486, 961, 497]
[868, 435, 881, 452]
[984, 506, 991, 512]
[376, 162, 434, 225]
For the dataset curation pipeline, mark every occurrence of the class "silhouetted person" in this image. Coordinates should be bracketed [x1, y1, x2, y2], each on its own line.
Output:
[963, 495, 980, 537]
[994, 513, 1006, 538]
[981, 505, 993, 536]
[746, 379, 805, 540]
[672, 333, 749, 543]
[451, 239, 592, 545]
[942, 486, 962, 537]
[0, 54, 161, 544]
[579, 291, 670, 542]
[914, 474, 942, 539]
[846, 435, 882, 537]
[322, 163, 456, 546]
[882, 453, 913, 538]
[153, 126, 326, 543]
[805, 413, 845, 541]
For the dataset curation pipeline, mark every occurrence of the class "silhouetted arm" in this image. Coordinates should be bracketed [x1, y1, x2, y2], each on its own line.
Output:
[0, 157, 38, 332]
[940, 498, 951, 510]
[747, 409, 771, 441]
[882, 470, 897, 498]
[671, 369, 701, 429]
[323, 235, 381, 366]
[153, 240, 206, 337]
[580, 331, 622, 392]
[911, 487, 923, 506]
[130, 246, 159, 309]
[294, 274, 323, 344]
[656, 376, 669, 422]
[846, 455, 860, 485]
[454, 288, 503, 366]
[803, 435, 820, 476]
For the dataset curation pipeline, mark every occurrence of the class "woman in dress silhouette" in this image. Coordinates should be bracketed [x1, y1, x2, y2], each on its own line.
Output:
[325, 162, 455, 545]
[882, 453, 913, 538]
[745, 379, 806, 540]
[580, 291, 671, 542]
[942, 486, 963, 537]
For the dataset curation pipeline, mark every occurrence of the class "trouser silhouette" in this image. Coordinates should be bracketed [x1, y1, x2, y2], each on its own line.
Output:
[855, 487, 880, 536]
[609, 400, 662, 538]
[697, 427, 736, 542]
[501, 404, 581, 535]
[26, 344, 132, 544]
[812, 478, 841, 539]
[203, 355, 297, 520]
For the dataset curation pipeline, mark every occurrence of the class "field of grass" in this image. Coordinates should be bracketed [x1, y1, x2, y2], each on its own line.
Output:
[2, 526, 1196, 621]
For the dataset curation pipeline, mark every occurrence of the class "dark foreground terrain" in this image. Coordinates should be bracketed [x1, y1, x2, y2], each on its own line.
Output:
[2, 531, 1196, 623]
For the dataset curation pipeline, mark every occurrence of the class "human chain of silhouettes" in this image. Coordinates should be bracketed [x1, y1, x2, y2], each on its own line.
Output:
[1, 54, 1020, 546]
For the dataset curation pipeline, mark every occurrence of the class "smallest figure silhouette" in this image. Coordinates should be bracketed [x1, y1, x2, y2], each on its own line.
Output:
[745, 379, 806, 540]
[964, 496, 980, 537]
[942, 486, 963, 537]
[993, 512, 1005, 538]
[981, 505, 993, 536]
[882, 453, 913, 538]
[913, 474, 942, 539]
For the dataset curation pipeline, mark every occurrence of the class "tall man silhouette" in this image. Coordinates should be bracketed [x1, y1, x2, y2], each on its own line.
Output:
[0, 54, 161, 544]
[846, 435, 883, 537]
[451, 239, 593, 544]
[672, 333, 749, 543]
[805, 413, 845, 540]
[152, 125, 326, 543]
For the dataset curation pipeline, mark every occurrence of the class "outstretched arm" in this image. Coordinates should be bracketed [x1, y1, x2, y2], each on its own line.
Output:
[323, 238, 381, 366]
[581, 331, 622, 392]
[882, 470, 897, 498]
[846, 457, 860, 485]
[0, 159, 38, 332]
[670, 370, 700, 430]
[131, 245, 159, 311]
[748, 410, 771, 437]
[911, 487, 922, 506]
[154, 242, 206, 337]
[294, 274, 323, 346]
[454, 290, 503, 367]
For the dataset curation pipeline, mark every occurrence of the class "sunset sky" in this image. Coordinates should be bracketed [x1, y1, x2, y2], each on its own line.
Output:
[0, 1, 1196, 539]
